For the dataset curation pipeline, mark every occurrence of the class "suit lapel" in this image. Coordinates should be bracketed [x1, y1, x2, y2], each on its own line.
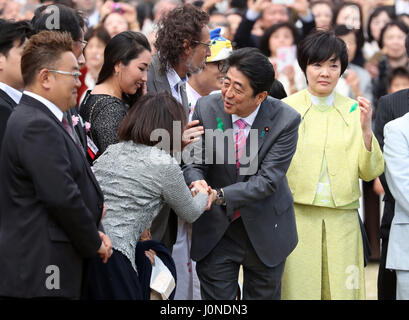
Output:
[237, 98, 274, 182]
[20, 94, 103, 196]
[0, 88, 18, 110]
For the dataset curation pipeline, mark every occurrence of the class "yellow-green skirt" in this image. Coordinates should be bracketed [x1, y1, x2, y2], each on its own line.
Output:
[281, 204, 365, 300]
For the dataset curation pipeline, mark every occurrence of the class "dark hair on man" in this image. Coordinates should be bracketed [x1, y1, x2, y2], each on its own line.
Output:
[118, 92, 186, 152]
[97, 31, 151, 106]
[84, 26, 111, 45]
[259, 22, 298, 58]
[388, 66, 409, 85]
[225, 47, 275, 96]
[0, 19, 33, 56]
[379, 21, 409, 49]
[21, 31, 73, 86]
[366, 6, 394, 43]
[297, 30, 348, 77]
[31, 4, 86, 42]
[154, 4, 209, 72]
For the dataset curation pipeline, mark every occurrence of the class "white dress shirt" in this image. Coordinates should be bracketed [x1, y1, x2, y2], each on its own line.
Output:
[0, 82, 22, 104]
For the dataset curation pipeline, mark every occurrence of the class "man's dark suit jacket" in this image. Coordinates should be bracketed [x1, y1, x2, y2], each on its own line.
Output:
[0, 94, 104, 299]
[183, 93, 300, 267]
[374, 89, 409, 240]
[0, 88, 17, 152]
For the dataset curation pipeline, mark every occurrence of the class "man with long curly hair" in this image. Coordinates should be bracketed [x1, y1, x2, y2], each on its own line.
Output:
[147, 4, 211, 252]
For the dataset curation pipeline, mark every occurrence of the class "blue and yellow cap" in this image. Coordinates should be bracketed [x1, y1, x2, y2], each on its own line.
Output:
[206, 28, 233, 63]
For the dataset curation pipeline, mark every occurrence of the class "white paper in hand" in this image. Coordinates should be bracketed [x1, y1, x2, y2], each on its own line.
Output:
[150, 256, 175, 300]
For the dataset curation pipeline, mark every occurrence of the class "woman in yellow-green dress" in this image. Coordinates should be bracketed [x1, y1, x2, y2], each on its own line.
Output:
[281, 30, 384, 300]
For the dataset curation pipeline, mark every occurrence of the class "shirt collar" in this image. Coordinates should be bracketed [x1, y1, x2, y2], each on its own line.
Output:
[166, 67, 187, 91]
[0, 82, 23, 104]
[231, 103, 261, 127]
[23, 90, 64, 122]
[308, 90, 335, 107]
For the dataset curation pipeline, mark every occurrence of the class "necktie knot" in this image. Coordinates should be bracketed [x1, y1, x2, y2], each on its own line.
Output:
[235, 118, 248, 129]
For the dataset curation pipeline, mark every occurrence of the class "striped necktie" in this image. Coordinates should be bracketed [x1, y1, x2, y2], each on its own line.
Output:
[233, 118, 248, 221]
[235, 118, 248, 170]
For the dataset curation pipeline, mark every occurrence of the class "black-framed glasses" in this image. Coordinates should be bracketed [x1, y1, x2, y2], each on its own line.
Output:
[49, 69, 82, 81]
[207, 60, 228, 73]
[192, 40, 212, 48]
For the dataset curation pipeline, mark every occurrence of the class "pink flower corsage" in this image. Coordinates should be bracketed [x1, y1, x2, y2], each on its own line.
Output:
[85, 121, 91, 133]
[71, 115, 79, 127]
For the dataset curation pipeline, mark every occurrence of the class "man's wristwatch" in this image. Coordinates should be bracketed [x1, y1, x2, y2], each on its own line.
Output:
[214, 188, 225, 206]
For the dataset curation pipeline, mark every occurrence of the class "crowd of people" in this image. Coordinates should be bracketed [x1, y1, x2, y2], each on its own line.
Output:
[1, 0, 409, 300]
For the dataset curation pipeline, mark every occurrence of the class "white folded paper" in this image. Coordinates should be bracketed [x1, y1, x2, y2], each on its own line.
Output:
[150, 256, 175, 300]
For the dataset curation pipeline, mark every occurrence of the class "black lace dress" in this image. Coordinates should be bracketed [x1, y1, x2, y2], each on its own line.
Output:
[80, 90, 129, 157]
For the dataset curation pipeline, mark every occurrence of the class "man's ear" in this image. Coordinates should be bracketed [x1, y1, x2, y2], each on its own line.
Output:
[182, 39, 192, 57]
[256, 91, 268, 105]
[38, 68, 53, 90]
[0, 53, 6, 72]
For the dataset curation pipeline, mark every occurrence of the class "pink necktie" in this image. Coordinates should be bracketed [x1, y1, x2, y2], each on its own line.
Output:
[62, 116, 75, 141]
[233, 118, 248, 221]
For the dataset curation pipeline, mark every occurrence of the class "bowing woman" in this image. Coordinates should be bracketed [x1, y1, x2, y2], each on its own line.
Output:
[280, 30, 384, 300]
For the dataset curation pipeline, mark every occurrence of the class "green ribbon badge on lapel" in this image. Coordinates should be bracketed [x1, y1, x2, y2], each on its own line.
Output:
[349, 102, 358, 113]
[216, 117, 224, 131]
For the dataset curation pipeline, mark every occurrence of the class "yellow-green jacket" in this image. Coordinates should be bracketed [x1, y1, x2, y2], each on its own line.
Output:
[282, 89, 384, 207]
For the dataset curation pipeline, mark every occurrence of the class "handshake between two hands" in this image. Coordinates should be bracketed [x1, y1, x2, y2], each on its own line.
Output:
[189, 180, 218, 211]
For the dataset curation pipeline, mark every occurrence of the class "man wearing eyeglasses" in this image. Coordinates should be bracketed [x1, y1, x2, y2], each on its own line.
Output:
[31, 4, 89, 155]
[0, 31, 112, 300]
[147, 4, 212, 252]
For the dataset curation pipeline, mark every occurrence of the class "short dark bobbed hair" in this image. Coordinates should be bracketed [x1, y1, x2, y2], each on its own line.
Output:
[378, 21, 409, 49]
[225, 47, 275, 96]
[297, 30, 348, 77]
[118, 92, 187, 152]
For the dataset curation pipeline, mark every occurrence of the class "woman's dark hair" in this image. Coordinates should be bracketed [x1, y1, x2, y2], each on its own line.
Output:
[84, 25, 111, 45]
[225, 47, 275, 96]
[333, 24, 360, 61]
[97, 31, 151, 106]
[118, 92, 186, 152]
[297, 30, 348, 77]
[154, 4, 209, 72]
[259, 22, 298, 58]
[378, 21, 409, 49]
[366, 6, 394, 43]
[332, 2, 365, 52]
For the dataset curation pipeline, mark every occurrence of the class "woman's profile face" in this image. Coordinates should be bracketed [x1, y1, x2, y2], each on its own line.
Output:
[268, 26, 294, 57]
[306, 55, 342, 97]
[116, 49, 152, 95]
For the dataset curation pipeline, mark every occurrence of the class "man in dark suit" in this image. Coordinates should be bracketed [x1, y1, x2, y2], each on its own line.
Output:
[0, 19, 32, 151]
[31, 4, 88, 154]
[0, 31, 111, 299]
[147, 4, 211, 251]
[374, 34, 409, 300]
[183, 48, 300, 300]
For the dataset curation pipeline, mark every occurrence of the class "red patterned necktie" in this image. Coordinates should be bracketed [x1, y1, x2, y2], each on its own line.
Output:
[233, 118, 248, 221]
